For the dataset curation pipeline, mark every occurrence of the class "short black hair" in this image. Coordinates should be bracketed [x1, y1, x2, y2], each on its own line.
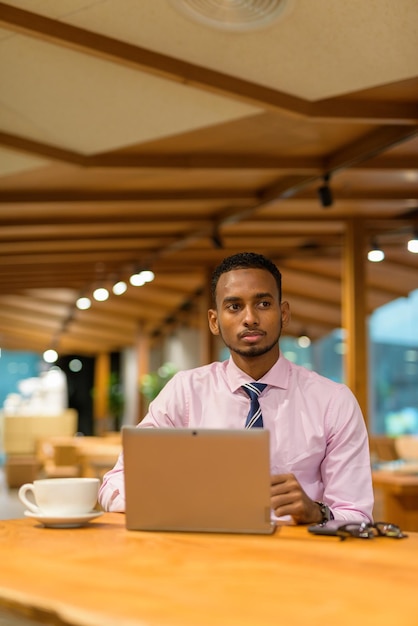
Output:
[211, 252, 282, 304]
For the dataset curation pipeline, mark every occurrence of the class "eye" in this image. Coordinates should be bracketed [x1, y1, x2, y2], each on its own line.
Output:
[227, 303, 241, 311]
[259, 300, 271, 308]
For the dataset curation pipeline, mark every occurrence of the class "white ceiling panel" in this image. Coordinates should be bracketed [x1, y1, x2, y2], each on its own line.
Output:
[10, 0, 416, 100]
[0, 33, 260, 155]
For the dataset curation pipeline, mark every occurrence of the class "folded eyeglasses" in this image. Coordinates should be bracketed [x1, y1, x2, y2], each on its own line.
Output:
[337, 521, 408, 540]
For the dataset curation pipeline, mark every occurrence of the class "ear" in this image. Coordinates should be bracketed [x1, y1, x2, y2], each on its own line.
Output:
[281, 301, 291, 328]
[208, 308, 220, 335]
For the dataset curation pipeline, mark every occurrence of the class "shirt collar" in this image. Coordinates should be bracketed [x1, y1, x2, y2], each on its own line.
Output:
[226, 354, 290, 392]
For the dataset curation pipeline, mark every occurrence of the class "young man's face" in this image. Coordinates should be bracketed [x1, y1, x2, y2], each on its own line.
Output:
[208, 268, 289, 363]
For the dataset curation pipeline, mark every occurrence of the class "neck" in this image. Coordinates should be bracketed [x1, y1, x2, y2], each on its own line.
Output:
[232, 349, 280, 380]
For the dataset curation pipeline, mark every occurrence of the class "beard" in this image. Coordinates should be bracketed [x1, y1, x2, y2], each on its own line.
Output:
[220, 331, 281, 359]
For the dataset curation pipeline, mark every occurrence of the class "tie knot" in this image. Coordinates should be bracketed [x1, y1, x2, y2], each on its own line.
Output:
[241, 382, 267, 399]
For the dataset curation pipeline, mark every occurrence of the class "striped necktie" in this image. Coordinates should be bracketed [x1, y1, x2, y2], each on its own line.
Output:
[242, 382, 267, 429]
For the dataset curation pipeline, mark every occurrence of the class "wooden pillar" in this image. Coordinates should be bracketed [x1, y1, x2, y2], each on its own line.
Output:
[342, 219, 369, 425]
[93, 352, 111, 434]
[136, 323, 151, 422]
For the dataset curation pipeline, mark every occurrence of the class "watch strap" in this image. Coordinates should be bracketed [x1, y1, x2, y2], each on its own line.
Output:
[315, 501, 334, 523]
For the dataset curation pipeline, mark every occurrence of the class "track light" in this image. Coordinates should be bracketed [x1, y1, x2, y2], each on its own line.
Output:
[367, 240, 385, 263]
[130, 272, 146, 286]
[75, 268, 156, 311]
[141, 270, 155, 282]
[93, 287, 109, 301]
[112, 280, 128, 295]
[129, 269, 155, 286]
[317, 174, 333, 208]
[76, 296, 91, 310]
[407, 229, 418, 253]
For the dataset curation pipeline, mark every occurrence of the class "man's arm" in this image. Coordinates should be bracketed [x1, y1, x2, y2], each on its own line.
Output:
[98, 452, 126, 512]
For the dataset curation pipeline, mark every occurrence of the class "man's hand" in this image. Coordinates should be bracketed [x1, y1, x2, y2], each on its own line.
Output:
[270, 473, 323, 524]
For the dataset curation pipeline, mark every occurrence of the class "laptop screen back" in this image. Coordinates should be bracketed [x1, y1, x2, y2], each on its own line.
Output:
[122, 427, 275, 534]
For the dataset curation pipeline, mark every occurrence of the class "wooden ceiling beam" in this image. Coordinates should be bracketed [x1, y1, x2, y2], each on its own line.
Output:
[0, 131, 83, 165]
[55, 330, 127, 354]
[0, 132, 319, 169]
[0, 237, 179, 255]
[2, 130, 418, 171]
[0, 310, 62, 332]
[296, 189, 418, 201]
[324, 125, 418, 174]
[311, 98, 418, 125]
[0, 251, 155, 266]
[0, 187, 416, 205]
[0, 221, 211, 239]
[0, 211, 218, 225]
[0, 295, 70, 317]
[64, 321, 135, 343]
[357, 156, 418, 170]
[88, 153, 322, 170]
[0, 189, 256, 203]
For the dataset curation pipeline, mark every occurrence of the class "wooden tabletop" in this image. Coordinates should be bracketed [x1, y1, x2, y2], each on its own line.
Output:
[372, 469, 418, 488]
[0, 513, 417, 626]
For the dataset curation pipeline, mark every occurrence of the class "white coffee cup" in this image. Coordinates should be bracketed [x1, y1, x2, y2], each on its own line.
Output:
[18, 477, 100, 516]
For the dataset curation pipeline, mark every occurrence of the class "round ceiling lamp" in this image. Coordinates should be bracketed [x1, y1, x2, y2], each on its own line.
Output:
[170, 0, 293, 31]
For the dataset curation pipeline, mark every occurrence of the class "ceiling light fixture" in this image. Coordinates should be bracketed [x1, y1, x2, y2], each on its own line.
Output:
[93, 287, 109, 302]
[76, 296, 91, 310]
[43, 349, 58, 364]
[140, 270, 155, 283]
[317, 174, 333, 208]
[407, 230, 418, 253]
[112, 280, 128, 296]
[129, 270, 155, 287]
[367, 240, 385, 263]
[170, 0, 293, 32]
[297, 334, 311, 348]
[130, 273, 146, 287]
[93, 287, 109, 301]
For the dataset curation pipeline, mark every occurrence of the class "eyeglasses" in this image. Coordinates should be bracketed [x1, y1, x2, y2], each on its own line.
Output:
[336, 521, 408, 540]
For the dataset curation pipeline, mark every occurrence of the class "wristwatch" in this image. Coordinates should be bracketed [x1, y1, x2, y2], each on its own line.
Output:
[315, 501, 334, 524]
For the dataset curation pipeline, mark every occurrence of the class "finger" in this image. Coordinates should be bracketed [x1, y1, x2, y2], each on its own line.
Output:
[270, 472, 293, 486]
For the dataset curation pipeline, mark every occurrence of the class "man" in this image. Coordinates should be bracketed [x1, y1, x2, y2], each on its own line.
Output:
[99, 252, 374, 523]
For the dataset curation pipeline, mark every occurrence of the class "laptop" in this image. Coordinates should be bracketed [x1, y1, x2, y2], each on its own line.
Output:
[122, 426, 275, 534]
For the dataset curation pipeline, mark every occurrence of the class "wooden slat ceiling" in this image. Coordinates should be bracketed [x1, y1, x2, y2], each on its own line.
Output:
[0, 1, 417, 356]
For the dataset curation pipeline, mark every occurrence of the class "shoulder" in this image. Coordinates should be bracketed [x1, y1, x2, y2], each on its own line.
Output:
[285, 361, 364, 428]
[287, 360, 354, 397]
[172, 361, 227, 384]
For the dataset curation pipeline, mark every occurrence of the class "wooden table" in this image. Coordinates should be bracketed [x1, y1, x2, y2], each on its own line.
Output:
[76, 442, 121, 479]
[36, 436, 121, 480]
[372, 470, 418, 531]
[0, 514, 417, 626]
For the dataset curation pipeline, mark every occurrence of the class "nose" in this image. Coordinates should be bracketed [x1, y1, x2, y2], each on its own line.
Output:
[243, 305, 259, 326]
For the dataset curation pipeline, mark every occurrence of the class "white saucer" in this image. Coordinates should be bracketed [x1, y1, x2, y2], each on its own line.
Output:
[24, 510, 104, 528]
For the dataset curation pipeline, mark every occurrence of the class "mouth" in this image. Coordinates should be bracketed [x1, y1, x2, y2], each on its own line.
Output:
[240, 331, 265, 343]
